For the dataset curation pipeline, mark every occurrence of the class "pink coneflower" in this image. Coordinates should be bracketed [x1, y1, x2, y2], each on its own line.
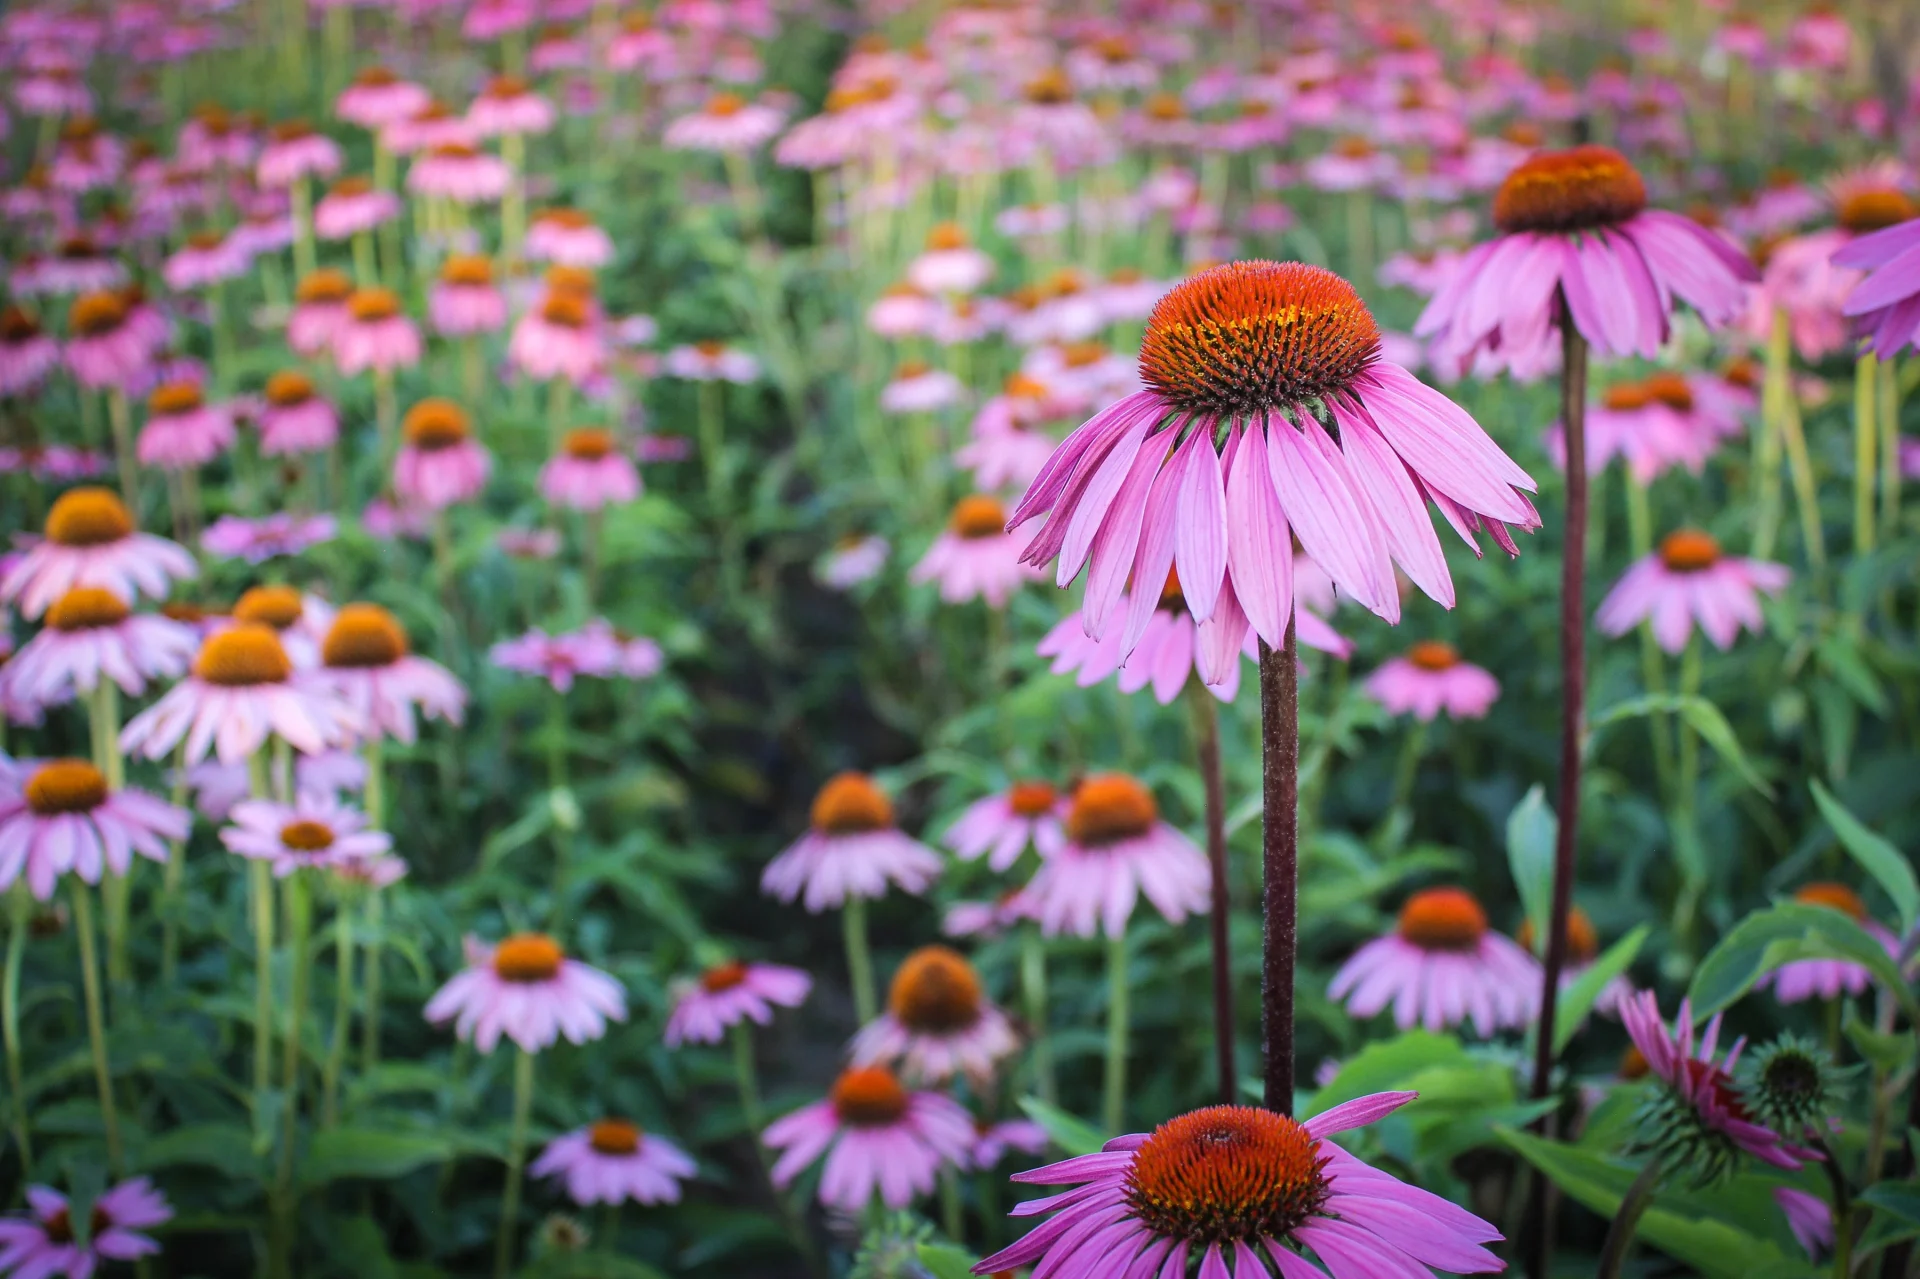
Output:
[664, 92, 786, 153]
[428, 254, 508, 336]
[313, 176, 401, 239]
[176, 105, 256, 172]
[256, 370, 338, 456]
[35, 236, 127, 300]
[866, 283, 937, 340]
[0, 586, 194, 706]
[406, 142, 510, 204]
[1023, 774, 1209, 939]
[2, 488, 197, 619]
[183, 748, 365, 824]
[1596, 529, 1789, 655]
[1546, 374, 1740, 485]
[461, 0, 536, 42]
[255, 119, 342, 187]
[1304, 135, 1401, 193]
[221, 585, 334, 670]
[425, 933, 627, 1054]
[850, 946, 1020, 1086]
[219, 792, 391, 876]
[0, 758, 187, 899]
[763, 1065, 973, 1212]
[1757, 883, 1900, 1005]
[664, 960, 811, 1047]
[394, 399, 490, 511]
[975, 1094, 1503, 1279]
[1418, 145, 1757, 376]
[288, 269, 354, 357]
[335, 65, 430, 130]
[1834, 212, 1920, 357]
[945, 780, 1066, 872]
[62, 291, 149, 390]
[1363, 640, 1500, 722]
[968, 1116, 1049, 1172]
[50, 118, 123, 192]
[161, 231, 250, 291]
[525, 208, 614, 268]
[1776, 1187, 1833, 1260]
[0, 307, 60, 395]
[508, 292, 604, 383]
[0, 445, 104, 481]
[119, 623, 360, 764]
[1619, 991, 1810, 1170]
[957, 385, 1062, 491]
[879, 360, 964, 414]
[0, 1177, 172, 1276]
[540, 429, 640, 511]
[466, 75, 555, 138]
[314, 603, 467, 744]
[380, 101, 474, 157]
[944, 889, 1040, 939]
[332, 287, 422, 376]
[1011, 262, 1537, 673]
[1516, 906, 1631, 1017]
[1328, 887, 1540, 1034]
[907, 223, 994, 295]
[578, 620, 664, 681]
[532, 1120, 696, 1206]
[761, 772, 942, 913]
[813, 533, 888, 591]
[488, 627, 620, 691]
[137, 380, 234, 470]
[663, 340, 758, 383]
[912, 495, 1044, 608]
[201, 513, 337, 563]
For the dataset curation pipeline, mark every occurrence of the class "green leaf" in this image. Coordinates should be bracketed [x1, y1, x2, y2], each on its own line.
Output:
[917, 1243, 980, 1279]
[1688, 903, 1918, 1021]
[1305, 1030, 1470, 1118]
[138, 1122, 259, 1181]
[1677, 697, 1771, 795]
[1504, 785, 1555, 956]
[1809, 781, 1919, 934]
[1017, 1097, 1105, 1156]
[298, 1128, 455, 1188]
[1554, 926, 1647, 1055]
[325, 1216, 400, 1279]
[1843, 1009, 1915, 1075]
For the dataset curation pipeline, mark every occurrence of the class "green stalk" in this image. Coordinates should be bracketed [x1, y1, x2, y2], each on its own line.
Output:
[71, 886, 123, 1176]
[4, 887, 33, 1175]
[1669, 640, 1706, 951]
[1387, 718, 1429, 819]
[1753, 310, 1788, 560]
[733, 1023, 825, 1276]
[160, 739, 190, 985]
[88, 682, 132, 988]
[697, 379, 726, 514]
[842, 896, 877, 1026]
[248, 753, 276, 1133]
[494, 1049, 535, 1279]
[1597, 1158, 1665, 1279]
[1853, 351, 1878, 564]
[321, 901, 353, 1129]
[1778, 357, 1828, 571]
[1877, 355, 1901, 540]
[291, 176, 316, 280]
[106, 390, 137, 514]
[1020, 929, 1055, 1104]
[1625, 477, 1676, 803]
[361, 889, 384, 1071]
[269, 871, 312, 1274]
[1103, 931, 1129, 1136]
[500, 133, 526, 263]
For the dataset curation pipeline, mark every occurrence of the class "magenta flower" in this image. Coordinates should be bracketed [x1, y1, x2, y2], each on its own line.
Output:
[912, 494, 1044, 608]
[255, 121, 342, 187]
[1619, 991, 1810, 1170]
[907, 224, 994, 295]
[1756, 883, 1900, 1005]
[161, 231, 250, 291]
[313, 177, 401, 239]
[0, 758, 188, 899]
[201, 513, 337, 564]
[1417, 145, 1756, 376]
[1362, 641, 1500, 722]
[663, 341, 758, 383]
[1776, 1186, 1833, 1260]
[184, 749, 364, 824]
[974, 1094, 1502, 1279]
[61, 291, 150, 390]
[578, 620, 664, 680]
[136, 380, 234, 470]
[1011, 262, 1536, 674]
[335, 66, 430, 130]
[466, 75, 554, 138]
[0, 1177, 171, 1277]
[944, 780, 1066, 872]
[508, 294, 604, 384]
[664, 92, 786, 153]
[762, 1065, 973, 1212]
[331, 287, 421, 377]
[488, 627, 621, 691]
[424, 933, 626, 1054]
[287, 270, 353, 356]
[313, 603, 466, 744]
[2, 488, 196, 619]
[220, 792, 391, 877]
[540, 429, 641, 511]
[405, 143, 511, 204]
[1595, 529, 1789, 655]
[120, 624, 360, 764]
[879, 361, 965, 414]
[1834, 213, 1920, 357]
[761, 773, 941, 913]
[429, 255, 509, 336]
[525, 209, 614, 268]
[968, 1117, 1049, 1171]
[394, 400, 490, 511]
[257, 370, 339, 456]
[664, 960, 811, 1048]
[1328, 888, 1540, 1035]
[814, 534, 889, 591]
[944, 889, 1041, 939]
[849, 946, 1020, 1086]
[531, 1120, 696, 1206]
[2, 585, 193, 707]
[1023, 774, 1209, 939]
[1545, 373, 1746, 485]
[0, 307, 60, 395]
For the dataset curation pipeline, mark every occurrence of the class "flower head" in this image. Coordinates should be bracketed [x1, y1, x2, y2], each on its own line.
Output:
[1328, 887, 1540, 1034]
[761, 772, 942, 912]
[1023, 774, 1209, 938]
[0, 1177, 171, 1278]
[1362, 641, 1501, 721]
[762, 1065, 973, 1212]
[1, 488, 197, 619]
[531, 1120, 696, 1206]
[1596, 530, 1789, 654]
[0, 759, 188, 899]
[1, 586, 195, 706]
[424, 933, 627, 1054]
[314, 603, 466, 744]
[219, 792, 390, 877]
[944, 780, 1066, 872]
[912, 495, 1044, 607]
[850, 945, 1020, 1085]
[664, 960, 811, 1048]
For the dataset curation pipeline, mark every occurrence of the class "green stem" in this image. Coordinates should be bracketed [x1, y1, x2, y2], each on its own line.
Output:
[362, 889, 385, 1071]
[697, 379, 726, 513]
[500, 132, 526, 263]
[270, 872, 312, 1275]
[160, 740, 189, 986]
[88, 682, 131, 988]
[1625, 477, 1676, 803]
[291, 176, 316, 280]
[106, 390, 137, 514]
[1020, 929, 1055, 1105]
[1877, 355, 1901, 541]
[248, 753, 276, 1133]
[72, 886, 123, 1176]
[1387, 718, 1429, 818]
[1779, 356, 1828, 571]
[5, 887, 33, 1175]
[1103, 931, 1129, 1136]
[1853, 351, 1878, 565]
[940, 1167, 964, 1243]
[843, 897, 877, 1025]
[353, 229, 377, 288]
[1670, 640, 1706, 951]
[494, 1049, 535, 1279]
[1596, 1158, 1665, 1279]
[546, 691, 572, 916]
[733, 1023, 825, 1276]
[321, 902, 352, 1129]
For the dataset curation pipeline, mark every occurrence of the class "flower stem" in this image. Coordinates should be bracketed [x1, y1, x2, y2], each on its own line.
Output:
[1778, 352, 1827, 571]
[732, 1021, 763, 1131]
[940, 1167, 964, 1243]
[1019, 929, 1055, 1105]
[270, 871, 311, 1276]
[842, 895, 877, 1026]
[1257, 621, 1299, 1115]
[160, 740, 189, 986]
[248, 753, 277, 1134]
[494, 1048, 535, 1279]
[1103, 931, 1129, 1135]
[1669, 639, 1705, 951]
[1186, 680, 1236, 1104]
[87, 680, 133, 988]
[1386, 718, 1429, 825]
[1596, 1157, 1664, 1279]
[1876, 355, 1901, 541]
[290, 176, 315, 280]
[1853, 350, 1878, 568]
[71, 885, 123, 1176]
[5, 886, 34, 1176]
[1624, 476, 1677, 804]
[106, 389, 137, 515]
[1753, 314, 1789, 558]
[321, 900, 352, 1129]
[361, 888, 384, 1071]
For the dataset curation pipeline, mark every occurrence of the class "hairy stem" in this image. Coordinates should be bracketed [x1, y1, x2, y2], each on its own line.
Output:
[1258, 621, 1300, 1115]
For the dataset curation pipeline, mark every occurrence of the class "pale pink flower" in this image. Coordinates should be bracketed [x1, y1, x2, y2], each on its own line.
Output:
[183, 749, 364, 824]
[761, 772, 942, 913]
[0, 758, 187, 899]
[220, 792, 391, 876]
[428, 255, 508, 336]
[200, 513, 337, 562]
[880, 362, 964, 413]
[1329, 887, 1540, 1034]
[1, 586, 194, 706]
[943, 890, 1040, 939]
[61, 292, 150, 390]
[466, 76, 555, 137]
[394, 400, 491, 511]
[912, 495, 1044, 608]
[907, 225, 995, 295]
[967, 1117, 1049, 1172]
[136, 381, 234, 470]
[119, 624, 361, 764]
[1023, 774, 1209, 939]
[850, 946, 1020, 1086]
[508, 296, 604, 383]
[1363, 641, 1500, 721]
[313, 177, 401, 239]
[664, 92, 786, 153]
[405, 144, 510, 203]
[161, 232, 249, 291]
[944, 781, 1066, 872]
[540, 429, 641, 511]
[425, 933, 626, 1054]
[288, 270, 354, 356]
[335, 67, 431, 130]
[532, 1122, 696, 1206]
[1596, 530, 1789, 655]
[488, 627, 621, 691]
[255, 123, 342, 187]
[257, 371, 338, 456]
[2, 488, 196, 619]
[664, 961, 811, 1047]
[0, 308, 60, 394]
[0, 1177, 171, 1276]
[313, 603, 466, 744]
[762, 1066, 972, 1212]
[524, 209, 614, 267]
[1757, 883, 1901, 1005]
[331, 288, 421, 377]
[663, 341, 758, 383]
[814, 534, 888, 591]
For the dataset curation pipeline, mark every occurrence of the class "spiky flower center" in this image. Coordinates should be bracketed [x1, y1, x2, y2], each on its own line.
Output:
[925, 222, 969, 251]
[1682, 1058, 1752, 1121]
[1517, 906, 1598, 962]
[25, 760, 108, 815]
[40, 1205, 108, 1246]
[46, 487, 134, 547]
[194, 624, 293, 686]
[403, 399, 470, 450]
[700, 961, 749, 993]
[1067, 774, 1157, 847]
[355, 65, 397, 86]
[1156, 566, 1187, 612]
[68, 291, 128, 338]
[1837, 188, 1916, 235]
[811, 772, 893, 834]
[589, 1119, 641, 1155]
[1007, 780, 1058, 818]
[541, 293, 590, 329]
[1125, 1106, 1331, 1246]
[265, 370, 315, 407]
[563, 429, 614, 461]
[888, 945, 983, 1033]
[493, 933, 564, 983]
[706, 92, 745, 117]
[1024, 68, 1071, 105]
[1406, 640, 1459, 672]
[1144, 92, 1185, 122]
[1659, 529, 1720, 573]
[1, 307, 41, 342]
[279, 819, 336, 852]
[297, 269, 354, 305]
[440, 254, 494, 287]
[233, 585, 304, 630]
[1794, 882, 1866, 919]
[949, 495, 1008, 540]
[322, 603, 408, 668]
[1397, 887, 1488, 951]
[1642, 373, 1694, 412]
[46, 586, 131, 631]
[1603, 382, 1653, 412]
[146, 381, 203, 417]
[831, 1066, 909, 1127]
[1138, 261, 1380, 416]
[347, 287, 401, 323]
[1493, 145, 1648, 234]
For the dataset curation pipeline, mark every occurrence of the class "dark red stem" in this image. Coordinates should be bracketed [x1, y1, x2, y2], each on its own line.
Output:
[1258, 621, 1299, 1117]
[1189, 682, 1235, 1104]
